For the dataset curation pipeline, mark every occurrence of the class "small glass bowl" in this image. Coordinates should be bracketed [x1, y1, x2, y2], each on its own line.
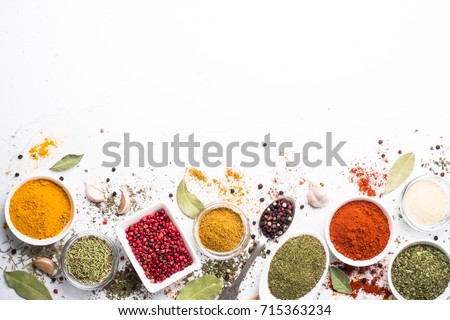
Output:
[61, 231, 119, 290]
[400, 175, 450, 232]
[193, 202, 251, 260]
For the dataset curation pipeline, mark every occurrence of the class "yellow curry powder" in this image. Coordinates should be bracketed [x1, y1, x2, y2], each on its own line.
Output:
[9, 179, 72, 239]
[198, 207, 244, 252]
[29, 138, 57, 160]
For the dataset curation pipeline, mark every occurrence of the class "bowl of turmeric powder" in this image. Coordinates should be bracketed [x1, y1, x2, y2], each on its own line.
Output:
[5, 175, 75, 246]
[193, 202, 251, 260]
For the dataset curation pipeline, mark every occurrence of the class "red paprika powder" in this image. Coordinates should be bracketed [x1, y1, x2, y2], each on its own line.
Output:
[329, 200, 390, 261]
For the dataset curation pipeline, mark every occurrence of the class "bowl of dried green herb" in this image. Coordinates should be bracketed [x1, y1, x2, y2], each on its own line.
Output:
[61, 231, 119, 290]
[388, 240, 450, 300]
[259, 232, 329, 300]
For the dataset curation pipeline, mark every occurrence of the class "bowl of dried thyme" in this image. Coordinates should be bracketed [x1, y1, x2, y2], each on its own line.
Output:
[61, 231, 119, 290]
[388, 240, 450, 300]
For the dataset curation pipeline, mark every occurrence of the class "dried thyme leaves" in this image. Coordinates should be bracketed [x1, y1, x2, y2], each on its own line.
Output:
[392, 244, 450, 300]
[268, 235, 326, 300]
[65, 236, 113, 285]
[104, 266, 143, 299]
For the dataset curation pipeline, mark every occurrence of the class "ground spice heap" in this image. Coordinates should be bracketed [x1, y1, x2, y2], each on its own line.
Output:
[268, 235, 326, 299]
[329, 200, 390, 261]
[29, 137, 57, 160]
[9, 179, 72, 239]
[392, 244, 450, 300]
[198, 207, 244, 252]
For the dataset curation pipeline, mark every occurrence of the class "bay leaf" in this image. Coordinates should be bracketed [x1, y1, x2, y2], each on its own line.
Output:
[4, 271, 53, 300]
[176, 177, 204, 218]
[381, 152, 415, 197]
[176, 275, 223, 300]
[329, 266, 352, 295]
[49, 154, 84, 171]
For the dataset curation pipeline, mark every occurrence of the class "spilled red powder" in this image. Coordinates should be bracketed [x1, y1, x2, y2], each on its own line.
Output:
[350, 278, 391, 300]
[325, 263, 392, 300]
[348, 163, 387, 197]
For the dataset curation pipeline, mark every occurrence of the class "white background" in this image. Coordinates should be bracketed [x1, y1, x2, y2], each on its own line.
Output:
[1, 0, 450, 308]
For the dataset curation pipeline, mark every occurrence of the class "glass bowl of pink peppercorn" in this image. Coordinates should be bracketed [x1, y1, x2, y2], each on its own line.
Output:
[116, 201, 201, 293]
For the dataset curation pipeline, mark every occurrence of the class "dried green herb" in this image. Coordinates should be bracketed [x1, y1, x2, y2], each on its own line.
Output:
[65, 236, 113, 285]
[381, 152, 415, 196]
[176, 177, 204, 218]
[268, 235, 326, 300]
[330, 266, 352, 294]
[4, 271, 52, 300]
[50, 154, 84, 171]
[392, 244, 450, 300]
[104, 267, 143, 300]
[176, 275, 223, 300]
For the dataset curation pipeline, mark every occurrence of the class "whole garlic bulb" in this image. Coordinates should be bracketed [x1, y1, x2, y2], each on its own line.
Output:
[307, 182, 328, 208]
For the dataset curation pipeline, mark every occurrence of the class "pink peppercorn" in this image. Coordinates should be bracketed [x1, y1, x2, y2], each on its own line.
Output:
[126, 210, 192, 283]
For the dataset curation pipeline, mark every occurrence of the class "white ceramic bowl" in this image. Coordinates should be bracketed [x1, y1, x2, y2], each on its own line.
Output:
[388, 239, 450, 300]
[116, 201, 201, 293]
[193, 201, 251, 260]
[4, 175, 75, 246]
[259, 232, 330, 300]
[325, 197, 395, 267]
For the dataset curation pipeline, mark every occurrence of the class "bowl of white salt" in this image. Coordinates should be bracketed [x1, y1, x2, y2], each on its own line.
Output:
[400, 175, 450, 232]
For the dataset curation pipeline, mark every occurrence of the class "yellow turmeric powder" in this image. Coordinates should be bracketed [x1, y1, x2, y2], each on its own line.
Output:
[29, 138, 56, 160]
[9, 179, 72, 239]
[198, 207, 244, 252]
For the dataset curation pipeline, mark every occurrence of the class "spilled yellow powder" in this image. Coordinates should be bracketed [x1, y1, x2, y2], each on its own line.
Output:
[29, 138, 57, 160]
[188, 168, 207, 182]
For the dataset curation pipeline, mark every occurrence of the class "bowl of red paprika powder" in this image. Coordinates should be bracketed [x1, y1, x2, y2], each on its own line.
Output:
[325, 197, 395, 267]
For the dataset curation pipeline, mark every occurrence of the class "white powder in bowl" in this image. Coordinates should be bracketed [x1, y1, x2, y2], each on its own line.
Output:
[403, 179, 449, 226]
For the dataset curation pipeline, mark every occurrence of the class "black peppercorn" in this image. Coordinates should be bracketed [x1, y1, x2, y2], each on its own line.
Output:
[266, 249, 271, 255]
[434, 236, 438, 241]
[59, 176, 64, 181]
[112, 167, 116, 172]
[278, 191, 284, 195]
[51, 277, 56, 282]
[230, 189, 235, 194]
[17, 155, 23, 160]
[362, 278, 367, 284]
[252, 221, 256, 225]
[106, 178, 110, 183]
[169, 193, 173, 198]
[258, 183, 263, 190]
[300, 204, 305, 210]
[260, 198, 265, 202]
[251, 234, 256, 239]
[112, 191, 117, 197]
[262, 142, 267, 147]
[14, 172, 20, 177]
[378, 140, 383, 145]
[436, 145, 441, 150]
[11, 249, 17, 255]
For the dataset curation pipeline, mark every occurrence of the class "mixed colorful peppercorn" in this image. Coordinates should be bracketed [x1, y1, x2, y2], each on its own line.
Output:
[260, 198, 295, 239]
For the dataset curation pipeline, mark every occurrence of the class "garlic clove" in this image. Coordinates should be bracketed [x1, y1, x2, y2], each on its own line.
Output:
[307, 182, 328, 208]
[32, 257, 55, 275]
[85, 182, 105, 203]
[118, 188, 131, 215]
